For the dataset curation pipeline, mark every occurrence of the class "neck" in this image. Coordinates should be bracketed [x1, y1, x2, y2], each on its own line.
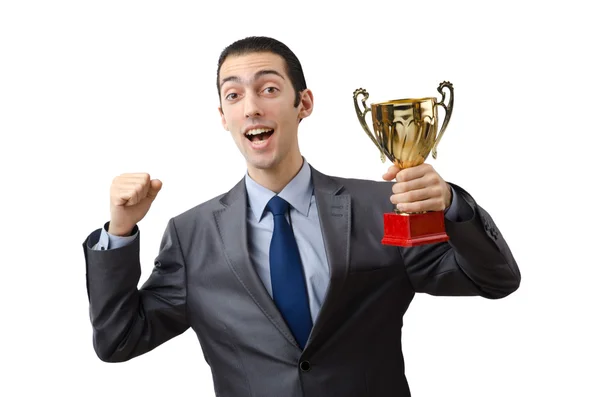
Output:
[248, 152, 304, 193]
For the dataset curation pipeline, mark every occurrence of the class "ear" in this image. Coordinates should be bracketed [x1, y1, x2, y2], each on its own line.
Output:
[298, 89, 314, 120]
[218, 107, 228, 131]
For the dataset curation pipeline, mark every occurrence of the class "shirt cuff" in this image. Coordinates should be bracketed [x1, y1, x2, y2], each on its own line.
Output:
[92, 221, 138, 250]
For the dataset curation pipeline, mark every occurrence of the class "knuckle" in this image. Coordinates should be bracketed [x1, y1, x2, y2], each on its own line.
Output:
[406, 203, 418, 213]
[393, 183, 406, 194]
[439, 197, 445, 209]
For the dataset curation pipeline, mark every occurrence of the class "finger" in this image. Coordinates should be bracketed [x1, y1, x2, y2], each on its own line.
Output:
[115, 183, 148, 206]
[112, 195, 129, 206]
[111, 182, 131, 206]
[121, 182, 150, 204]
[390, 187, 435, 205]
[147, 179, 162, 199]
[135, 181, 151, 204]
[111, 174, 152, 206]
[117, 174, 151, 186]
[112, 188, 134, 206]
[391, 177, 433, 194]
[112, 175, 151, 193]
[395, 163, 433, 182]
[382, 164, 401, 181]
[119, 172, 152, 180]
[116, 180, 153, 194]
[116, 180, 150, 188]
[394, 197, 446, 213]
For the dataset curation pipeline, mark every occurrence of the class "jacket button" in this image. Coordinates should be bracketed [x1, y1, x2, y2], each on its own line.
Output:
[300, 361, 311, 372]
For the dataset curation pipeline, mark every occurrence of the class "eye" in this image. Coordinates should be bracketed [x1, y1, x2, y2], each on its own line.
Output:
[263, 86, 279, 95]
[225, 92, 238, 100]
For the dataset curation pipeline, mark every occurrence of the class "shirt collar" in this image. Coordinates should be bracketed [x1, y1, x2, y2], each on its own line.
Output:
[245, 158, 313, 221]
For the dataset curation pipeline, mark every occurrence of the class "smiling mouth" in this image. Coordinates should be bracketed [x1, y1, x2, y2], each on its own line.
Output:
[245, 128, 275, 142]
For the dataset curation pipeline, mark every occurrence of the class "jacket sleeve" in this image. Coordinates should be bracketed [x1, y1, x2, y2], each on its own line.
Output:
[401, 183, 521, 299]
[82, 218, 189, 362]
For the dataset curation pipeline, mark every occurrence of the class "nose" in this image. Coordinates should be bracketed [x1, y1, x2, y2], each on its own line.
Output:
[244, 93, 263, 118]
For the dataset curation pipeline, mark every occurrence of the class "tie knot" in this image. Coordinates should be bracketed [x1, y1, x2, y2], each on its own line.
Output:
[266, 195, 290, 216]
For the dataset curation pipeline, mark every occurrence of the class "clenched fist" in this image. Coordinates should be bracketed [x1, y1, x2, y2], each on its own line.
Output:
[382, 163, 452, 213]
[108, 173, 162, 236]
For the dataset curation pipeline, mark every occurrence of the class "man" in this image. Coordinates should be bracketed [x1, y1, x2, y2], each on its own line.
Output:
[82, 36, 520, 396]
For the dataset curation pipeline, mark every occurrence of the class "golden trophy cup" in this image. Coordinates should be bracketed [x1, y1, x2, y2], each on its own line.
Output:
[353, 81, 454, 247]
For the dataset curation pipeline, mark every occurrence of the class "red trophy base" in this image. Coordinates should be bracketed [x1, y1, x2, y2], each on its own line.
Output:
[381, 211, 449, 247]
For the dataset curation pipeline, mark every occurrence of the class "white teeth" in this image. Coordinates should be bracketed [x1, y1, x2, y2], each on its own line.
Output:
[245, 128, 272, 136]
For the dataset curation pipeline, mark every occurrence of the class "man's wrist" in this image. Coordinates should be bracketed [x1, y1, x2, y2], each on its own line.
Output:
[106, 222, 134, 237]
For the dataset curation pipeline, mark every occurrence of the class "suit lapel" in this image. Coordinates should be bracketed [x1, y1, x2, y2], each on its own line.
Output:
[304, 167, 351, 350]
[213, 179, 300, 349]
[213, 167, 352, 352]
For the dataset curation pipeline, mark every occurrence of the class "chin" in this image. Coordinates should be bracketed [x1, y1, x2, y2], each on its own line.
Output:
[246, 154, 279, 171]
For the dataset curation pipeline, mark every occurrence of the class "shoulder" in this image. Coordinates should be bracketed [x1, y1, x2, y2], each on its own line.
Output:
[310, 166, 394, 213]
[334, 175, 393, 192]
[336, 176, 394, 211]
[171, 177, 245, 225]
[313, 167, 393, 197]
[177, 193, 228, 218]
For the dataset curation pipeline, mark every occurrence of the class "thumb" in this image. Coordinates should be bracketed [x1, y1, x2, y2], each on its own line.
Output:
[382, 164, 400, 181]
[147, 179, 163, 200]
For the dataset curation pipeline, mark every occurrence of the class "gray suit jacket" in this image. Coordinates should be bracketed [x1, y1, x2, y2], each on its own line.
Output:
[82, 166, 520, 397]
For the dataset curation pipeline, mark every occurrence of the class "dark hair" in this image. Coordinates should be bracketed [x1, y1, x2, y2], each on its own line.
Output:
[216, 36, 307, 107]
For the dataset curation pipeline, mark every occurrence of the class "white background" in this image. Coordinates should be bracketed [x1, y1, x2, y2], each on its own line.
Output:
[1, 0, 598, 396]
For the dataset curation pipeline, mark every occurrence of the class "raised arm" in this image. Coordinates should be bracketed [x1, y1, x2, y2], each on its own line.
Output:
[82, 173, 189, 362]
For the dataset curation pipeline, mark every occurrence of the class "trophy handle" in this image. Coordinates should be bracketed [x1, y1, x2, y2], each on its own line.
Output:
[353, 88, 386, 162]
[432, 81, 454, 159]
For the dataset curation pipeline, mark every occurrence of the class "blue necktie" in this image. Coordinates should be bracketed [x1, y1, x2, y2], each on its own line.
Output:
[266, 195, 313, 349]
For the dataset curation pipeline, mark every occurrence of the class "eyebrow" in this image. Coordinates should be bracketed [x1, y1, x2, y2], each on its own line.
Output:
[219, 69, 286, 89]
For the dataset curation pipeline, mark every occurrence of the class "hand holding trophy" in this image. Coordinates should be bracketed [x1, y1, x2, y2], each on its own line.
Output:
[353, 82, 454, 247]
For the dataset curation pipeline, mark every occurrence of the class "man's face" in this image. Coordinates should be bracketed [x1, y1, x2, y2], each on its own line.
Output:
[218, 52, 313, 172]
